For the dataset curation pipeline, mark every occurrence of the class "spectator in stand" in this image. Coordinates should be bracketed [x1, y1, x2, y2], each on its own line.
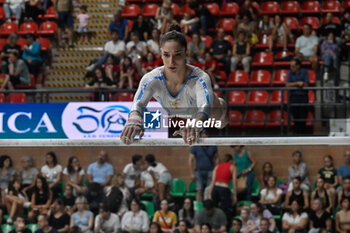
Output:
[9, 215, 32, 233]
[134, 163, 155, 199]
[188, 0, 215, 35]
[111, 174, 129, 217]
[258, 15, 274, 38]
[200, 224, 212, 233]
[259, 176, 283, 215]
[145, 154, 171, 201]
[94, 204, 120, 233]
[259, 162, 274, 188]
[3, 0, 24, 23]
[155, 0, 173, 35]
[62, 184, 76, 216]
[202, 51, 219, 90]
[41, 151, 62, 199]
[232, 145, 256, 201]
[308, 198, 332, 233]
[153, 199, 177, 233]
[285, 177, 309, 211]
[119, 57, 135, 89]
[77, 5, 89, 44]
[235, 14, 256, 42]
[189, 53, 202, 68]
[259, 218, 272, 233]
[188, 33, 205, 62]
[142, 52, 158, 76]
[286, 59, 309, 135]
[147, 29, 161, 56]
[108, 9, 129, 41]
[338, 176, 350, 205]
[282, 200, 308, 233]
[208, 154, 237, 224]
[319, 13, 342, 46]
[318, 155, 337, 204]
[174, 220, 190, 233]
[311, 177, 333, 213]
[84, 182, 102, 215]
[338, 150, 350, 188]
[104, 55, 119, 84]
[126, 32, 147, 74]
[178, 198, 197, 230]
[5, 177, 26, 224]
[231, 219, 242, 233]
[150, 223, 162, 233]
[321, 32, 339, 81]
[63, 156, 86, 196]
[20, 155, 39, 200]
[0, 51, 30, 90]
[55, 0, 74, 48]
[189, 130, 217, 202]
[48, 198, 70, 233]
[28, 176, 53, 223]
[180, 12, 196, 35]
[37, 214, 59, 233]
[1, 33, 21, 74]
[23, 33, 43, 77]
[0, 155, 17, 190]
[87, 149, 114, 187]
[268, 15, 290, 52]
[231, 30, 251, 73]
[341, 9, 350, 59]
[132, 15, 151, 42]
[103, 175, 125, 216]
[237, 0, 258, 24]
[295, 24, 319, 70]
[86, 30, 125, 72]
[249, 203, 276, 232]
[336, 198, 350, 233]
[70, 196, 94, 233]
[210, 28, 232, 76]
[239, 207, 256, 233]
[194, 199, 227, 233]
[122, 154, 143, 195]
[24, 0, 42, 22]
[287, 150, 310, 191]
[121, 199, 149, 233]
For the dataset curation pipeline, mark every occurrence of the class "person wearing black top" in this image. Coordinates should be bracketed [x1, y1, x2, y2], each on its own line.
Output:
[285, 177, 309, 210]
[61, 184, 76, 216]
[188, 0, 214, 35]
[48, 199, 70, 233]
[210, 28, 232, 76]
[1, 33, 21, 74]
[259, 218, 273, 233]
[36, 214, 59, 233]
[85, 66, 116, 101]
[309, 199, 332, 233]
[311, 177, 333, 213]
[9, 216, 32, 233]
[131, 15, 151, 42]
[318, 13, 342, 47]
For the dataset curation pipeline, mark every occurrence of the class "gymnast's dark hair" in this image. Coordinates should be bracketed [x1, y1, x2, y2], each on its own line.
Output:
[160, 24, 187, 51]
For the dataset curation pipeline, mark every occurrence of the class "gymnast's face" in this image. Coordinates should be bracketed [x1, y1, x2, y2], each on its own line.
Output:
[161, 41, 186, 73]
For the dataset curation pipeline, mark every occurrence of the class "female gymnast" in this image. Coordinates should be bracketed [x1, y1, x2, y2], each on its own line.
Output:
[120, 25, 227, 145]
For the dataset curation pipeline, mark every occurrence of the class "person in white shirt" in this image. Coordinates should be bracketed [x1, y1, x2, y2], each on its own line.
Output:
[94, 204, 120, 233]
[147, 29, 161, 56]
[122, 154, 143, 193]
[121, 199, 149, 233]
[135, 163, 155, 199]
[63, 156, 86, 196]
[282, 200, 308, 233]
[41, 151, 62, 199]
[259, 176, 283, 215]
[126, 32, 147, 73]
[3, 0, 24, 23]
[86, 30, 125, 71]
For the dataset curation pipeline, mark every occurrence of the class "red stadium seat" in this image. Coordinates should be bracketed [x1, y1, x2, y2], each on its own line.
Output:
[204, 3, 219, 16]
[247, 91, 269, 104]
[180, 3, 195, 17]
[301, 1, 321, 14]
[272, 69, 289, 86]
[252, 52, 273, 67]
[306, 112, 314, 126]
[270, 90, 288, 104]
[115, 92, 134, 101]
[284, 17, 299, 31]
[244, 110, 266, 127]
[43, 6, 56, 20]
[300, 17, 320, 30]
[251, 2, 260, 14]
[255, 34, 269, 49]
[0, 22, 18, 36]
[309, 90, 315, 104]
[18, 22, 38, 36]
[223, 35, 234, 46]
[344, 0, 350, 10]
[322, 0, 341, 14]
[267, 110, 288, 127]
[227, 71, 249, 86]
[0, 7, 5, 20]
[274, 51, 294, 67]
[216, 70, 227, 86]
[0, 93, 4, 103]
[15, 75, 35, 89]
[308, 70, 315, 85]
[228, 90, 246, 105]
[218, 18, 235, 32]
[201, 35, 213, 49]
[261, 1, 280, 15]
[0, 38, 7, 50]
[281, 1, 300, 15]
[122, 4, 140, 18]
[37, 37, 50, 51]
[214, 91, 221, 98]
[250, 70, 271, 86]
[220, 2, 239, 16]
[38, 21, 57, 36]
[322, 16, 340, 25]
[142, 3, 159, 17]
[228, 110, 243, 127]
[7, 93, 26, 103]
[172, 3, 179, 17]
[16, 38, 27, 50]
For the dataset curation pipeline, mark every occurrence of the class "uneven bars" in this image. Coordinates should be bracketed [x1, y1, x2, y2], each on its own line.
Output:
[0, 137, 349, 147]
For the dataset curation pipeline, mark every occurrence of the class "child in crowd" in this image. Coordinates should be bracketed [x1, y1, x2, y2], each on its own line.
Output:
[321, 32, 339, 81]
[202, 51, 219, 90]
[77, 5, 89, 43]
[180, 12, 196, 34]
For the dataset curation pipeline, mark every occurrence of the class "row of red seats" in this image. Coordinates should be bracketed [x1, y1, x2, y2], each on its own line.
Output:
[0, 37, 50, 51]
[0, 6, 56, 21]
[0, 92, 26, 103]
[0, 74, 36, 89]
[0, 21, 56, 37]
[228, 110, 313, 127]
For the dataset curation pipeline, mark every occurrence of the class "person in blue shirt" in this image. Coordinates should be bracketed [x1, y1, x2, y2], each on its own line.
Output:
[22, 33, 42, 77]
[87, 150, 113, 187]
[108, 9, 129, 42]
[338, 150, 350, 188]
[286, 58, 309, 135]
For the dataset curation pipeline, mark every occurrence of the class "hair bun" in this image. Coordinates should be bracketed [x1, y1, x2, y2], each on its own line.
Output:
[168, 24, 182, 33]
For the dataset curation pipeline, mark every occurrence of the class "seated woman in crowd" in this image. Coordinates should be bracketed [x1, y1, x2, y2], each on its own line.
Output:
[121, 199, 149, 233]
[259, 162, 274, 189]
[141, 52, 158, 76]
[70, 196, 94, 233]
[235, 13, 256, 43]
[119, 57, 135, 89]
[1, 33, 21, 74]
[85, 66, 115, 101]
[22, 33, 42, 77]
[63, 156, 86, 196]
[5, 177, 26, 223]
[268, 15, 290, 52]
[135, 162, 155, 199]
[155, 0, 173, 34]
[174, 220, 190, 233]
[336, 198, 350, 233]
[62, 184, 76, 216]
[282, 200, 308, 233]
[41, 151, 62, 199]
[258, 14, 274, 38]
[187, 33, 205, 61]
[111, 174, 129, 217]
[0, 155, 17, 190]
[150, 223, 162, 233]
[285, 177, 309, 211]
[308, 198, 332, 233]
[231, 219, 242, 233]
[28, 176, 53, 223]
[153, 199, 177, 233]
[311, 177, 333, 213]
[178, 198, 197, 231]
[318, 155, 338, 203]
[338, 176, 350, 205]
[48, 198, 70, 233]
[288, 151, 310, 192]
[103, 55, 119, 84]
[200, 224, 212, 233]
[249, 202, 275, 233]
[239, 207, 256, 233]
[147, 29, 161, 56]
[259, 176, 283, 215]
[231, 30, 252, 73]
[20, 156, 39, 200]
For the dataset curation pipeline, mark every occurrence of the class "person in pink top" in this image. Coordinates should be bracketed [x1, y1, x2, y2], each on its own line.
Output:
[77, 5, 89, 43]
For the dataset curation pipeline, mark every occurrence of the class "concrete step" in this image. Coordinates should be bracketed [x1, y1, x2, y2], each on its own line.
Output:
[46, 83, 85, 88]
[46, 76, 86, 82]
[54, 59, 92, 63]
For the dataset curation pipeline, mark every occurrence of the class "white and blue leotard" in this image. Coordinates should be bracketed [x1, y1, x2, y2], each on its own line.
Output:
[131, 66, 213, 118]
